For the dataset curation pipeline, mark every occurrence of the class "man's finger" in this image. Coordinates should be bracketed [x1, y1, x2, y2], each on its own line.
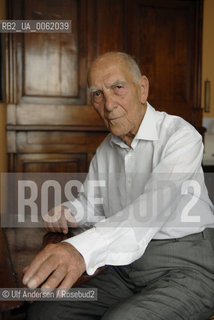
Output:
[41, 266, 66, 290]
[44, 220, 55, 233]
[64, 208, 78, 228]
[44, 220, 54, 232]
[51, 222, 61, 233]
[59, 214, 69, 234]
[25, 255, 58, 289]
[47, 222, 59, 233]
[23, 245, 53, 285]
[22, 265, 29, 274]
[43, 206, 61, 232]
[45, 216, 66, 233]
[57, 272, 78, 291]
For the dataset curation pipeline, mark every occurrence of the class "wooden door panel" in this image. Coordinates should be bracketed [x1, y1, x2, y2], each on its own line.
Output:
[24, 33, 78, 97]
[11, 104, 103, 126]
[16, 153, 88, 173]
[24, 0, 78, 98]
[7, 129, 107, 172]
[96, 0, 124, 54]
[125, 0, 203, 125]
[15, 131, 107, 153]
[6, 0, 88, 106]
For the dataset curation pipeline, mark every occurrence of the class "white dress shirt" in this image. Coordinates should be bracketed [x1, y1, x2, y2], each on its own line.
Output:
[63, 103, 214, 275]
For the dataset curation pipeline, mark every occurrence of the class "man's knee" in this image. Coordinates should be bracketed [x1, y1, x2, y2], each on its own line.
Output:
[101, 308, 121, 320]
[101, 303, 136, 320]
[27, 301, 58, 320]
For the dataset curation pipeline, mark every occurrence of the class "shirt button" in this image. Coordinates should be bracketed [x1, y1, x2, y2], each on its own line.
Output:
[127, 151, 132, 156]
[128, 179, 131, 184]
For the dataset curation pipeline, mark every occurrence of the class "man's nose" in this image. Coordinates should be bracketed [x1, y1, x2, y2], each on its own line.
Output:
[104, 93, 116, 112]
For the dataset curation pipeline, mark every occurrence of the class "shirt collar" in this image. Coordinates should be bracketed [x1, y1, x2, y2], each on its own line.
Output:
[110, 102, 159, 149]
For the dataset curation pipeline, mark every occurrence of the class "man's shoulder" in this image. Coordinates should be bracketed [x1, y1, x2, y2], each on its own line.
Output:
[156, 109, 200, 139]
[96, 133, 113, 154]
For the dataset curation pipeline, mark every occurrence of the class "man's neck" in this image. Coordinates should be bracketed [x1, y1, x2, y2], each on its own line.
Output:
[120, 133, 135, 147]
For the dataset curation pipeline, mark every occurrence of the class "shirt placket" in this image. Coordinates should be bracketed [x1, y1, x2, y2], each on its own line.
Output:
[124, 149, 135, 207]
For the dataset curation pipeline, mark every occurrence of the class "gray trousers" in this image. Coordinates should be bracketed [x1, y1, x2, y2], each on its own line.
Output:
[27, 228, 214, 320]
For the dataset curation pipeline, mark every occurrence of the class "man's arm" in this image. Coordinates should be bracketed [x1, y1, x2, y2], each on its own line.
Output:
[23, 154, 104, 289]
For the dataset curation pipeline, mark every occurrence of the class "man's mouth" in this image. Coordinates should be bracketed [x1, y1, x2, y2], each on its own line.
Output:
[107, 116, 122, 121]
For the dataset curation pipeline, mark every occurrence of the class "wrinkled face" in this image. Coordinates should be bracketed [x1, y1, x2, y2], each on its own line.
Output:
[88, 55, 148, 142]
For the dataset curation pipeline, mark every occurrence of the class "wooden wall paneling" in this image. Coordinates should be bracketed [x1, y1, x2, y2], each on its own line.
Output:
[4, 32, 19, 104]
[15, 131, 107, 153]
[87, 0, 96, 105]
[124, 0, 203, 127]
[7, 153, 16, 172]
[86, 0, 128, 103]
[191, 0, 203, 127]
[95, 0, 125, 55]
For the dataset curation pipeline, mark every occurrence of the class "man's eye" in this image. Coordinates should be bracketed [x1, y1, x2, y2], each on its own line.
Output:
[94, 91, 102, 97]
[116, 85, 123, 89]
[92, 90, 103, 102]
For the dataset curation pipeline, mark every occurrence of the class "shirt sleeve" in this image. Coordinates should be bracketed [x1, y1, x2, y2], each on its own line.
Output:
[64, 127, 204, 275]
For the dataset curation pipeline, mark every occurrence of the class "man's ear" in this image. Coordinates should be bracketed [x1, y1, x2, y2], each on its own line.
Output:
[138, 76, 149, 104]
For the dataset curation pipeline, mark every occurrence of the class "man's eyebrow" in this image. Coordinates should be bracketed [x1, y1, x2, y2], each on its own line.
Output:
[89, 87, 100, 93]
[109, 80, 127, 87]
[89, 80, 127, 93]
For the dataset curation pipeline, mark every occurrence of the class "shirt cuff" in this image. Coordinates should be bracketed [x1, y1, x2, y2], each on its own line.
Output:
[62, 227, 108, 275]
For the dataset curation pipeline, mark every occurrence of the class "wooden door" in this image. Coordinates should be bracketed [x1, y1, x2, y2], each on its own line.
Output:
[125, 0, 203, 126]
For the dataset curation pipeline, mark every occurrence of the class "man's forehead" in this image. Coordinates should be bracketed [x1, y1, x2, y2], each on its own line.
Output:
[89, 74, 128, 91]
[89, 80, 127, 92]
[88, 59, 132, 86]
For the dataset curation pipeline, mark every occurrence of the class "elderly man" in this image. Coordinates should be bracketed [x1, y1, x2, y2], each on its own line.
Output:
[26, 52, 214, 320]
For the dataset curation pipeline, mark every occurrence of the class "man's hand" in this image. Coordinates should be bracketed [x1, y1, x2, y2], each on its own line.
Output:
[22, 242, 86, 290]
[44, 205, 78, 234]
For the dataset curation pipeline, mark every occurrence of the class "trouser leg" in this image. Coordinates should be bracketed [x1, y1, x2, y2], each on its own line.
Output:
[102, 268, 214, 320]
[102, 229, 214, 320]
[27, 265, 135, 320]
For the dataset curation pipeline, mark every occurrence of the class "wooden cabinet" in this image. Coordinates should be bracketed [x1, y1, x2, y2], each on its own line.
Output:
[5, 0, 203, 173]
